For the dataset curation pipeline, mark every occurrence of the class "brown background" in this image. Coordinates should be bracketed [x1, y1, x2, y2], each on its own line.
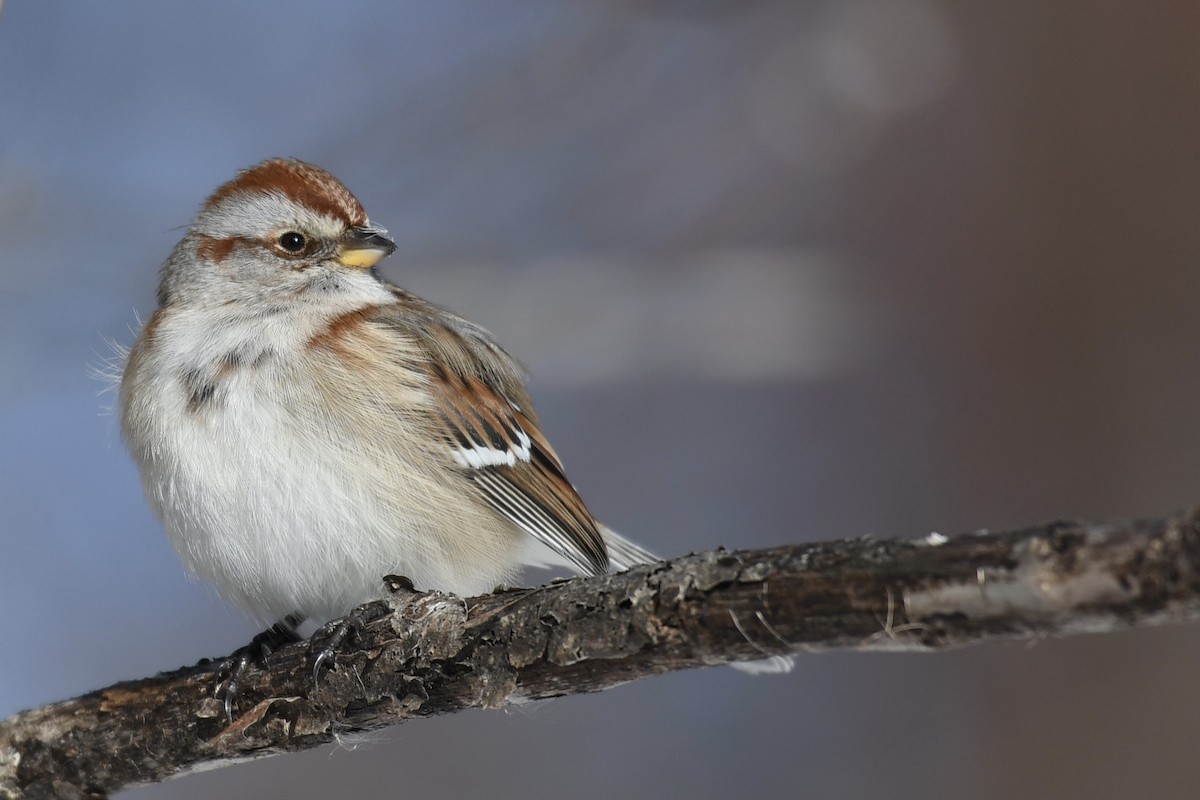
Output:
[1, 3, 1198, 798]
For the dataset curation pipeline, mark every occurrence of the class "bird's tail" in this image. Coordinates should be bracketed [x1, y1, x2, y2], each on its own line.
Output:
[599, 525, 662, 571]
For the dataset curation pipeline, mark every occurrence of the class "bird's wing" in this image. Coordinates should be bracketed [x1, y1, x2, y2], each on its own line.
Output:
[369, 299, 609, 576]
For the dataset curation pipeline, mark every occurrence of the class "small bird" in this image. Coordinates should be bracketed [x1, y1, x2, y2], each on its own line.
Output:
[120, 158, 658, 640]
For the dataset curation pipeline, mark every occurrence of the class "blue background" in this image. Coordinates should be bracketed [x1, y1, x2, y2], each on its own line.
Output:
[3, 2, 1200, 798]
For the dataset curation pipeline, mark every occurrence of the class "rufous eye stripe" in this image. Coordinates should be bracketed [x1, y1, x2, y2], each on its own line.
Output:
[195, 234, 249, 264]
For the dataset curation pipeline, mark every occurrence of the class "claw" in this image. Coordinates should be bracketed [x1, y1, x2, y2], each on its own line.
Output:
[309, 609, 363, 686]
[312, 648, 334, 685]
[221, 663, 239, 723]
[208, 651, 250, 724]
[209, 615, 303, 722]
[309, 601, 386, 685]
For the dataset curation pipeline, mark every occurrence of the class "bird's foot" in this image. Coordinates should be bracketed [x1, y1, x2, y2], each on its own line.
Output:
[309, 601, 390, 684]
[211, 616, 303, 722]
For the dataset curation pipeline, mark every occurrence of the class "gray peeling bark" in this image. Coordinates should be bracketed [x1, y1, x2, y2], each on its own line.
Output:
[4, 507, 1200, 799]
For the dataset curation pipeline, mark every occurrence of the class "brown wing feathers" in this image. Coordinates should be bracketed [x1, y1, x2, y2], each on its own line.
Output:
[431, 369, 609, 575]
[368, 301, 610, 575]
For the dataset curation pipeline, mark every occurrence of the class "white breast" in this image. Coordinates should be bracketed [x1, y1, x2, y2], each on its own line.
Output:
[121, 299, 525, 625]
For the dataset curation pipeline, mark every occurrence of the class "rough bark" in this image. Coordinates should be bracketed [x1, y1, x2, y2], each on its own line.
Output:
[4, 507, 1200, 799]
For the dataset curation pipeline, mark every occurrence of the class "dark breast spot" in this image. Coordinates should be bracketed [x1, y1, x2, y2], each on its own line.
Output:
[182, 369, 218, 413]
[183, 349, 274, 412]
[220, 348, 274, 371]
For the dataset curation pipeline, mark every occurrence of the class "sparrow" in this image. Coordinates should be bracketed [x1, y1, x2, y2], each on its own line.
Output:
[121, 158, 789, 686]
[121, 158, 656, 636]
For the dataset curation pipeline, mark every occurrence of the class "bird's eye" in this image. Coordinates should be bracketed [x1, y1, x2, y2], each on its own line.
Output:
[277, 231, 307, 253]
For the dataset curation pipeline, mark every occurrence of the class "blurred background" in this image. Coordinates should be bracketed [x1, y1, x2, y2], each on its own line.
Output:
[3, 2, 1200, 798]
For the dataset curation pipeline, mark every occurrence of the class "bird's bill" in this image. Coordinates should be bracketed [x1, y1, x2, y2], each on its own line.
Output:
[337, 225, 396, 268]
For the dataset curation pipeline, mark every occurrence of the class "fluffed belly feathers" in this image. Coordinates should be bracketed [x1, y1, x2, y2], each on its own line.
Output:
[121, 315, 530, 624]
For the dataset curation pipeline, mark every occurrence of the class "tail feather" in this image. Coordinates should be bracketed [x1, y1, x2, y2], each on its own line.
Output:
[599, 525, 662, 571]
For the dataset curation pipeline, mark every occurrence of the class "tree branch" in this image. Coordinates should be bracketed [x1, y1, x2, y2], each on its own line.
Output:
[4, 507, 1200, 798]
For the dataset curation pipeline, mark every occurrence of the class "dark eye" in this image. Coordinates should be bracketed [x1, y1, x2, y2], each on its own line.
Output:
[278, 231, 307, 253]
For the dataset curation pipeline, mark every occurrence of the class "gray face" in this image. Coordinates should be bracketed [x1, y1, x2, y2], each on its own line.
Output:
[157, 189, 377, 309]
